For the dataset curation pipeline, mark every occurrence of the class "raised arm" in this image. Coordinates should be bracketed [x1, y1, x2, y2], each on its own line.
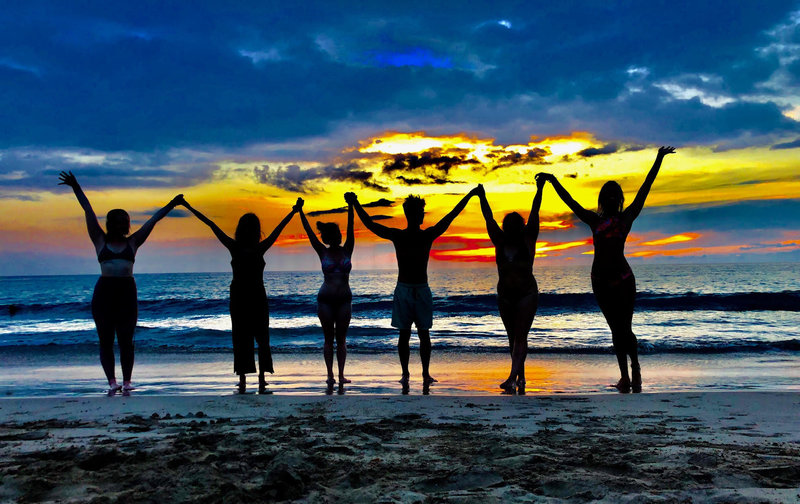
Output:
[538, 173, 597, 227]
[298, 206, 325, 256]
[345, 192, 397, 241]
[179, 196, 235, 250]
[476, 184, 502, 243]
[526, 175, 546, 238]
[623, 146, 675, 222]
[129, 195, 183, 249]
[344, 200, 355, 255]
[258, 198, 302, 254]
[58, 171, 104, 247]
[428, 186, 480, 238]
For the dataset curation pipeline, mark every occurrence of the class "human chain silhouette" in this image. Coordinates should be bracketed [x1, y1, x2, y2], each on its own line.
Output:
[58, 146, 675, 395]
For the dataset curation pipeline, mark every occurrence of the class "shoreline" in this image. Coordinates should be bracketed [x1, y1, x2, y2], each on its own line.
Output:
[1, 392, 798, 502]
[1, 350, 799, 398]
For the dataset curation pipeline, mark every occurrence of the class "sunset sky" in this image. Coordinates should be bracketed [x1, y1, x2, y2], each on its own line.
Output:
[1, 2, 800, 275]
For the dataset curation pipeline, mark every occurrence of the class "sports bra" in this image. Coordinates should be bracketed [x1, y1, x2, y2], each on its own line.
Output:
[321, 251, 352, 274]
[97, 241, 135, 263]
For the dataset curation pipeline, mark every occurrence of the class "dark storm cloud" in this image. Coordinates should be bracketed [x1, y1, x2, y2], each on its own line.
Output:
[770, 138, 800, 149]
[490, 148, 550, 170]
[577, 143, 619, 157]
[381, 150, 476, 185]
[0, 148, 216, 190]
[307, 198, 394, 216]
[0, 1, 799, 160]
[254, 163, 388, 193]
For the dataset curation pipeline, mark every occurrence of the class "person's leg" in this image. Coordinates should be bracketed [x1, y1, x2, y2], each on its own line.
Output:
[118, 280, 138, 387]
[594, 282, 631, 390]
[256, 327, 272, 392]
[92, 280, 118, 389]
[418, 329, 436, 384]
[96, 324, 117, 387]
[417, 286, 436, 384]
[619, 277, 639, 390]
[392, 284, 412, 385]
[254, 295, 272, 393]
[334, 301, 352, 383]
[318, 301, 336, 384]
[497, 297, 517, 391]
[398, 329, 411, 384]
[509, 292, 537, 386]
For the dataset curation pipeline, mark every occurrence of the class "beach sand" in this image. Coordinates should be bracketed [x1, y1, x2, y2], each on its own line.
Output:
[0, 392, 799, 502]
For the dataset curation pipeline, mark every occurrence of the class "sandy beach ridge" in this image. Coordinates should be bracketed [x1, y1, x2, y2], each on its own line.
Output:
[0, 392, 798, 502]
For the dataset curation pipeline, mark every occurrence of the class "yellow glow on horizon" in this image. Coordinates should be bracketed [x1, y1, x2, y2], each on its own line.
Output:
[5, 128, 800, 269]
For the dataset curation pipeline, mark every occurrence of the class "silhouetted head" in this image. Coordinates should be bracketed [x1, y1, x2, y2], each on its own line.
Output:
[502, 212, 525, 239]
[105, 209, 130, 241]
[316, 221, 342, 246]
[598, 181, 624, 216]
[235, 213, 262, 246]
[402, 195, 425, 227]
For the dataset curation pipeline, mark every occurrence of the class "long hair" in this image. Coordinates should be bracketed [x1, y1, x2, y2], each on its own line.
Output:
[235, 213, 262, 246]
[105, 209, 130, 241]
[316, 221, 341, 246]
[502, 212, 525, 240]
[598, 181, 624, 216]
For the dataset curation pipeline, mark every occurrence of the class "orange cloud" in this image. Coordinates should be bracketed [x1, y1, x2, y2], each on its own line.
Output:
[429, 236, 592, 262]
[537, 239, 592, 253]
[640, 233, 701, 246]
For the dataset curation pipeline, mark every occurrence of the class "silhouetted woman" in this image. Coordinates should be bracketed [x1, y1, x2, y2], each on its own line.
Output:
[179, 196, 301, 394]
[539, 146, 675, 392]
[58, 171, 181, 394]
[476, 178, 544, 394]
[298, 199, 355, 385]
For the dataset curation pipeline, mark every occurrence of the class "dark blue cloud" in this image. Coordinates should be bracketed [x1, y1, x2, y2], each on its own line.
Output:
[771, 137, 800, 149]
[0, 148, 216, 190]
[0, 1, 798, 155]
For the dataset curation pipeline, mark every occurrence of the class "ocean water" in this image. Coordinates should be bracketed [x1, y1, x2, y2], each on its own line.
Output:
[1, 263, 798, 354]
[1, 263, 799, 396]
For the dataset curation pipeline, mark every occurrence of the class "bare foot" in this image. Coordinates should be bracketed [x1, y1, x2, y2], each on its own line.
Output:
[613, 377, 631, 393]
[326, 376, 336, 386]
[122, 381, 136, 391]
[107, 381, 122, 395]
[499, 379, 515, 394]
[339, 376, 352, 384]
[398, 374, 410, 386]
[423, 375, 437, 385]
[631, 366, 642, 392]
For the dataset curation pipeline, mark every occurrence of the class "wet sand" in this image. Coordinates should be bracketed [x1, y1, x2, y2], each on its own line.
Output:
[2, 350, 800, 397]
[1, 392, 799, 502]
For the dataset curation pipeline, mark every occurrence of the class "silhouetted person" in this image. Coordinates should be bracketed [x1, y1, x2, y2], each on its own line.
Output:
[58, 171, 181, 394]
[346, 188, 480, 387]
[298, 200, 355, 386]
[179, 196, 301, 394]
[476, 177, 545, 394]
[539, 146, 676, 392]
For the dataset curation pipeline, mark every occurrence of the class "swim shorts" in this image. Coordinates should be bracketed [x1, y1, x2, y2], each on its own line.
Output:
[391, 282, 433, 330]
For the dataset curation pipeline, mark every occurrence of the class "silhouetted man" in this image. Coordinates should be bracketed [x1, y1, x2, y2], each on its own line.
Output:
[346, 188, 479, 386]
